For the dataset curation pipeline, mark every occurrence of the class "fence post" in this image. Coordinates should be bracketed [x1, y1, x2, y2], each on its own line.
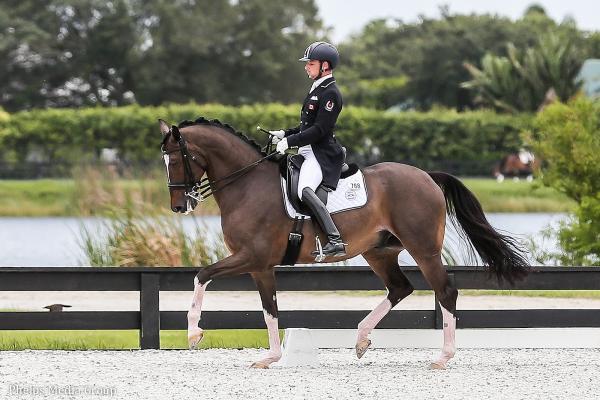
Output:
[434, 273, 455, 329]
[140, 272, 160, 349]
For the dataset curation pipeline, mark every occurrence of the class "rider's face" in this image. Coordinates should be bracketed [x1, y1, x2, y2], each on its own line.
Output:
[305, 60, 322, 80]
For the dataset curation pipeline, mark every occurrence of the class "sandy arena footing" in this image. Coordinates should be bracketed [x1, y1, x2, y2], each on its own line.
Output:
[1, 348, 599, 399]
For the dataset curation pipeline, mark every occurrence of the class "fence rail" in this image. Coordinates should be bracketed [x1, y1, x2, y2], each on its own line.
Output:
[1, 266, 599, 349]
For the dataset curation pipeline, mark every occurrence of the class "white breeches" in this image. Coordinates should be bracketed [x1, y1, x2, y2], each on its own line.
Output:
[298, 145, 323, 200]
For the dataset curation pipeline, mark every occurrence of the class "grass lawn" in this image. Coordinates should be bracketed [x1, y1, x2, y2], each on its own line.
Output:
[329, 290, 600, 298]
[0, 179, 75, 216]
[0, 329, 274, 351]
[462, 178, 574, 213]
[0, 178, 219, 216]
[0, 178, 574, 216]
[458, 290, 600, 298]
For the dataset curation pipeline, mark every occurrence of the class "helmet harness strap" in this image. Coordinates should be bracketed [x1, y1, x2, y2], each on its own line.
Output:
[315, 60, 329, 80]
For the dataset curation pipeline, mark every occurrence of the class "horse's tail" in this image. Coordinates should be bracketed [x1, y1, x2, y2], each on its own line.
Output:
[428, 171, 529, 284]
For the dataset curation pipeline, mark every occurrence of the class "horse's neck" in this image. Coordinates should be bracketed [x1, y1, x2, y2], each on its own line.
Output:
[194, 128, 261, 180]
[192, 127, 272, 213]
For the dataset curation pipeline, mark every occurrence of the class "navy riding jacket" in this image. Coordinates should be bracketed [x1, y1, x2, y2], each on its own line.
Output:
[284, 76, 344, 190]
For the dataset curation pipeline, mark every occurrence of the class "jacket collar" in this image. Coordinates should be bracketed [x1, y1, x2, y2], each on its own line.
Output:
[309, 75, 335, 94]
[319, 76, 335, 88]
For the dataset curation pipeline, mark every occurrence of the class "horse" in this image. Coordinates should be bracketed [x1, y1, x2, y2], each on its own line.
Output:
[493, 150, 540, 182]
[159, 117, 529, 369]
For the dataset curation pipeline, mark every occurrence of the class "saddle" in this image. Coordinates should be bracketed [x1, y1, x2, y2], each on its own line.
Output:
[278, 151, 361, 266]
[279, 150, 355, 215]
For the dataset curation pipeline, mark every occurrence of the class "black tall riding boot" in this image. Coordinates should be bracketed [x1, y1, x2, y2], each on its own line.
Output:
[301, 187, 346, 257]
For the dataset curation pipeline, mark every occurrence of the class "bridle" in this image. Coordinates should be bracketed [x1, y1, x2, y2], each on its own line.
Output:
[161, 130, 276, 204]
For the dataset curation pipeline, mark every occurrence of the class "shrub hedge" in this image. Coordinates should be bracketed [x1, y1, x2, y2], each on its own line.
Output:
[0, 104, 532, 175]
[526, 97, 600, 265]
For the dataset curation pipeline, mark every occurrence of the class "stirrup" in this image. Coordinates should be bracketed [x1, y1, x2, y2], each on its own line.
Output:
[313, 235, 326, 262]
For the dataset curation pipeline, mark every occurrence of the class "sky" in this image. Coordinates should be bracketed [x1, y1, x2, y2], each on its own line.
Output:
[315, 0, 600, 42]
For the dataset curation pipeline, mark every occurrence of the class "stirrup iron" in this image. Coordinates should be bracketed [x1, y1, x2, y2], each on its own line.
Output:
[314, 235, 325, 262]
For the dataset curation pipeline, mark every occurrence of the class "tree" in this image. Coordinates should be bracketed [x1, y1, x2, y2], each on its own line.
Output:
[523, 4, 548, 17]
[462, 53, 525, 113]
[2, 1, 597, 111]
[132, 0, 326, 105]
[462, 34, 583, 113]
[337, 5, 592, 110]
[526, 97, 600, 265]
[338, 75, 408, 109]
[0, 0, 140, 110]
[0, 0, 64, 110]
[0, 0, 326, 110]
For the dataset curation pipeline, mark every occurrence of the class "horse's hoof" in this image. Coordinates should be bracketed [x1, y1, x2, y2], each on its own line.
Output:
[188, 330, 204, 350]
[250, 361, 269, 369]
[355, 339, 371, 359]
[430, 361, 446, 370]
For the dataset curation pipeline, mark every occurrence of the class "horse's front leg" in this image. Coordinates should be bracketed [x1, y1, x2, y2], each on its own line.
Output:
[187, 276, 209, 349]
[249, 270, 282, 369]
[187, 253, 255, 349]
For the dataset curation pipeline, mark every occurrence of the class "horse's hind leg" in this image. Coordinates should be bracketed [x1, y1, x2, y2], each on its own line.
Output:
[389, 183, 458, 369]
[412, 253, 458, 370]
[357, 246, 414, 359]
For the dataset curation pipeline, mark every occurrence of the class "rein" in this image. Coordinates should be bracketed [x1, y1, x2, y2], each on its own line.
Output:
[162, 132, 277, 202]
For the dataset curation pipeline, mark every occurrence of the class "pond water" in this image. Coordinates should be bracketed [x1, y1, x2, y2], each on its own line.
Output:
[0, 213, 565, 267]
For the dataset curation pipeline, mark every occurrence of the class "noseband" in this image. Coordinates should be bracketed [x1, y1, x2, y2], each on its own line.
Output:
[161, 131, 276, 203]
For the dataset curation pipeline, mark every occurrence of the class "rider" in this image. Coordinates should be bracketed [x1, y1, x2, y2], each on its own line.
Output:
[270, 41, 346, 258]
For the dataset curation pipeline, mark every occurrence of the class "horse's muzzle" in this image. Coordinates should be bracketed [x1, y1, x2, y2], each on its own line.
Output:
[172, 205, 186, 213]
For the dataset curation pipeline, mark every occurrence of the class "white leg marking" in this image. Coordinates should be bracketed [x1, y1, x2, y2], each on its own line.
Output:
[355, 298, 392, 359]
[187, 277, 210, 349]
[251, 310, 282, 368]
[431, 305, 457, 370]
[357, 298, 392, 341]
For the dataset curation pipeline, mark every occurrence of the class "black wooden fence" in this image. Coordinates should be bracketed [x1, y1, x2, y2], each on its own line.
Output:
[1, 266, 600, 350]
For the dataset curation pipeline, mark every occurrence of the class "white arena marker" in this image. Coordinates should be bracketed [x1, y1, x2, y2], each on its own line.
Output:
[277, 328, 319, 368]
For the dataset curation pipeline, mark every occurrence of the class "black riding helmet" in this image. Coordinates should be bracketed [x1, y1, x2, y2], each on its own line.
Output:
[299, 41, 339, 70]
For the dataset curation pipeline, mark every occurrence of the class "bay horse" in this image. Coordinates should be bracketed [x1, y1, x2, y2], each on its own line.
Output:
[493, 150, 540, 182]
[159, 117, 529, 369]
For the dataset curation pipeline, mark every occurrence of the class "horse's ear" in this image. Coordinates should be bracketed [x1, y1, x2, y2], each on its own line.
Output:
[171, 125, 181, 140]
[158, 119, 170, 136]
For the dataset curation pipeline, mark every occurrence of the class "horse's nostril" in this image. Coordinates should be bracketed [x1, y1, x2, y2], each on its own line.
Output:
[172, 206, 184, 213]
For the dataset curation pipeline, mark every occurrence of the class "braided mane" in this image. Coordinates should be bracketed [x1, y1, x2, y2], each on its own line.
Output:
[178, 117, 268, 156]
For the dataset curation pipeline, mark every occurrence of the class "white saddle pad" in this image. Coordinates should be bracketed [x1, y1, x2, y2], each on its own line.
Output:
[280, 169, 369, 219]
